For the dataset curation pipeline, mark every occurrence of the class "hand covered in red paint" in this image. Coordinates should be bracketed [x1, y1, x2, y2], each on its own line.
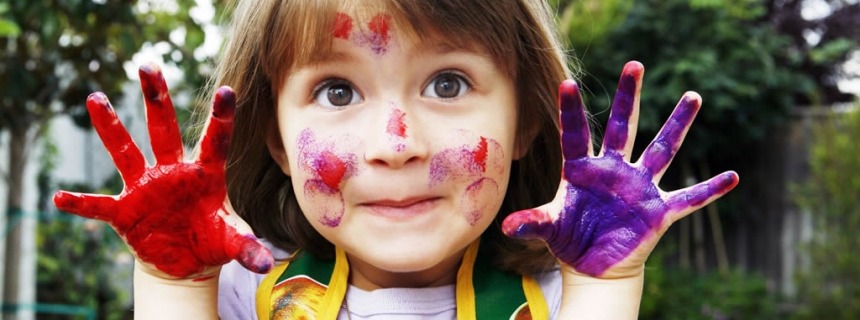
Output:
[502, 61, 738, 279]
[53, 63, 273, 279]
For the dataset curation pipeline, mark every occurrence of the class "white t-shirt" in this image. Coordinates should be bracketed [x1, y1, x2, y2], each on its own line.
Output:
[218, 244, 562, 319]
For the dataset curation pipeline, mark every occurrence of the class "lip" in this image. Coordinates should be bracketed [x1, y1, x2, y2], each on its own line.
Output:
[360, 196, 442, 219]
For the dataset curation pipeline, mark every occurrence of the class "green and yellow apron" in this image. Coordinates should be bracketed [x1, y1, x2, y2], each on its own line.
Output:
[255, 240, 549, 319]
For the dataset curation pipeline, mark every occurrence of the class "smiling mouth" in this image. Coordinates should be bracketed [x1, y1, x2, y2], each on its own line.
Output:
[360, 197, 442, 219]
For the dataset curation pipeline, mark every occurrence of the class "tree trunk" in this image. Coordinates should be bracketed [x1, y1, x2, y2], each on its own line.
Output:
[3, 126, 37, 320]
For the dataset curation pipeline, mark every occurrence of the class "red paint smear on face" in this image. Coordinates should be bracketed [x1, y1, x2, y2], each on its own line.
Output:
[368, 14, 391, 48]
[315, 151, 347, 190]
[368, 14, 391, 40]
[472, 137, 488, 173]
[387, 108, 407, 138]
[333, 12, 353, 40]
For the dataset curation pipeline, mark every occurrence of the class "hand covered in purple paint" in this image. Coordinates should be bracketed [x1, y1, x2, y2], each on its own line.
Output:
[53, 63, 273, 280]
[502, 61, 738, 278]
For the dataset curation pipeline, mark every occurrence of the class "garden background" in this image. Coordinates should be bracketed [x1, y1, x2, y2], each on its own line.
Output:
[1, 0, 858, 318]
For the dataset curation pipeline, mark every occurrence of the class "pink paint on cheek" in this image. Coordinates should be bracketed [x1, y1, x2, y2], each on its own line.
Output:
[304, 180, 346, 227]
[314, 151, 347, 190]
[429, 135, 503, 186]
[461, 178, 499, 226]
[297, 129, 359, 227]
[472, 137, 488, 173]
[333, 12, 353, 40]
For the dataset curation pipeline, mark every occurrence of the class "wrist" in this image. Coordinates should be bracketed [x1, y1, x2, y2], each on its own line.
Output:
[557, 264, 644, 319]
[133, 262, 220, 319]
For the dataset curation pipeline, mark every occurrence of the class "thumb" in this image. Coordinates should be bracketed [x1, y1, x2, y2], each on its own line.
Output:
[233, 236, 274, 274]
[220, 200, 274, 274]
[502, 208, 556, 241]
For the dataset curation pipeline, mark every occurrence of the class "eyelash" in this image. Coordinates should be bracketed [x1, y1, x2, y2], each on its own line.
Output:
[310, 77, 359, 109]
[306, 70, 475, 108]
[425, 70, 474, 101]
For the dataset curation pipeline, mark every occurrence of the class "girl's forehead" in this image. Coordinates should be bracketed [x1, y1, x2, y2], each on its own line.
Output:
[298, 10, 493, 65]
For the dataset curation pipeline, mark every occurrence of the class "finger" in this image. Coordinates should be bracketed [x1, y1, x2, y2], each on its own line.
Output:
[53, 191, 119, 221]
[197, 86, 236, 167]
[218, 201, 274, 273]
[665, 171, 739, 222]
[501, 208, 556, 241]
[601, 61, 644, 160]
[139, 63, 184, 165]
[638, 92, 702, 181]
[559, 80, 592, 160]
[233, 236, 274, 274]
[86, 93, 147, 181]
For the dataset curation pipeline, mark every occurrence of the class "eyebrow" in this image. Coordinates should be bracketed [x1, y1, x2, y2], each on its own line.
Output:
[305, 51, 361, 67]
[417, 41, 491, 59]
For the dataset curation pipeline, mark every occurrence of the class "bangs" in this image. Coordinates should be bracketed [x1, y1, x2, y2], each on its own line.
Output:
[262, 0, 522, 90]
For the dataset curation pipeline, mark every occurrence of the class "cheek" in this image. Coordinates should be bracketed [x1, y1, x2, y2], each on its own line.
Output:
[429, 133, 508, 225]
[293, 129, 361, 227]
[460, 178, 501, 226]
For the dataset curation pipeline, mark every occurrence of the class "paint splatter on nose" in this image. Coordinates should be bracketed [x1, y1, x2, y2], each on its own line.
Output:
[387, 108, 407, 138]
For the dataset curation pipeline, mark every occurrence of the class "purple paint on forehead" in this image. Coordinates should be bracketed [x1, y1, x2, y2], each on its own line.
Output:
[603, 63, 643, 156]
[353, 14, 392, 55]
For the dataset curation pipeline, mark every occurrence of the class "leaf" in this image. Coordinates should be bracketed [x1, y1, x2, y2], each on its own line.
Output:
[0, 19, 20, 37]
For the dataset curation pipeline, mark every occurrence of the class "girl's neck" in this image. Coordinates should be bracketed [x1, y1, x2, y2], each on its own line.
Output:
[346, 248, 467, 291]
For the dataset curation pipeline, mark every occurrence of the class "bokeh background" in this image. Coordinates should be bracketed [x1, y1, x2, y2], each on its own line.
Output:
[0, 0, 858, 319]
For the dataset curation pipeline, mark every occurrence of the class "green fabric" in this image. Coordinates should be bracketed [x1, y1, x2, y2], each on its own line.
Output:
[274, 247, 529, 319]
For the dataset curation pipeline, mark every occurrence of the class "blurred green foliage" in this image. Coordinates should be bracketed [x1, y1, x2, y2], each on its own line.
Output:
[0, 0, 223, 317]
[640, 246, 779, 319]
[791, 102, 860, 319]
[561, 0, 814, 163]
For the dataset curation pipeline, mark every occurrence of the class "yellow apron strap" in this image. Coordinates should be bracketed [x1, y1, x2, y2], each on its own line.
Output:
[455, 240, 481, 320]
[522, 275, 549, 320]
[255, 260, 291, 320]
[317, 247, 350, 320]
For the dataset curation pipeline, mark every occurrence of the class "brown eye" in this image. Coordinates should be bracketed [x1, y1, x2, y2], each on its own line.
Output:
[314, 79, 362, 108]
[423, 72, 470, 99]
[327, 84, 353, 106]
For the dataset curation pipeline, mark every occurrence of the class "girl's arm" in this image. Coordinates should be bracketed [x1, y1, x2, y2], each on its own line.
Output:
[503, 61, 738, 318]
[134, 264, 220, 319]
[53, 63, 273, 319]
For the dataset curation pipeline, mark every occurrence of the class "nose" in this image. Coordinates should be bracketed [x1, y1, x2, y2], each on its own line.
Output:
[363, 102, 429, 168]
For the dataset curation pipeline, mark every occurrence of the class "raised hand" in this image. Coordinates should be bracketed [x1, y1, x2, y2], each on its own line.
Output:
[53, 63, 273, 279]
[502, 61, 738, 278]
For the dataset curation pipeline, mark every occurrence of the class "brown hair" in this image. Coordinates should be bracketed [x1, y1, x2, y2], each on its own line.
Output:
[209, 0, 571, 275]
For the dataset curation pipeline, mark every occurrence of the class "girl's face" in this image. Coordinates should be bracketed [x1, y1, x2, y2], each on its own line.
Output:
[271, 14, 518, 289]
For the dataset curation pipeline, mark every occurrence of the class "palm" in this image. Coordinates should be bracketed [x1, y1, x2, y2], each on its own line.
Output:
[53, 64, 273, 279]
[503, 61, 738, 278]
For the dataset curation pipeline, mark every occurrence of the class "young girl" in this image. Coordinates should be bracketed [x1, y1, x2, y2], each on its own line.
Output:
[53, 0, 739, 319]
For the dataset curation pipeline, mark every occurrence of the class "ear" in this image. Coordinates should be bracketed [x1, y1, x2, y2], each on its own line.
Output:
[266, 121, 291, 176]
